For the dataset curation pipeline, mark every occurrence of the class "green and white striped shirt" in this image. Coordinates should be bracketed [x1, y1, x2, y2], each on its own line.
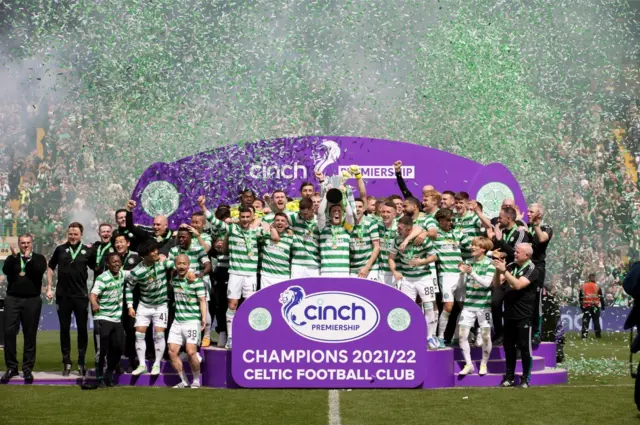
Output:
[128, 260, 175, 306]
[260, 231, 294, 277]
[168, 244, 210, 275]
[350, 216, 380, 273]
[91, 270, 132, 323]
[192, 233, 212, 251]
[433, 227, 471, 275]
[389, 236, 436, 278]
[319, 225, 352, 275]
[377, 221, 398, 273]
[172, 276, 206, 323]
[289, 214, 320, 268]
[463, 256, 496, 310]
[205, 211, 267, 276]
[455, 212, 483, 260]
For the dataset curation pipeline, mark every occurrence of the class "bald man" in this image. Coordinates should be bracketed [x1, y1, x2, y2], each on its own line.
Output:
[492, 243, 539, 388]
[125, 200, 176, 255]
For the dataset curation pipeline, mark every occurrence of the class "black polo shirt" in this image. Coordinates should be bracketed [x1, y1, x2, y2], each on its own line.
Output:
[2, 253, 47, 297]
[48, 242, 93, 298]
[92, 240, 116, 281]
[503, 261, 540, 321]
[528, 224, 553, 268]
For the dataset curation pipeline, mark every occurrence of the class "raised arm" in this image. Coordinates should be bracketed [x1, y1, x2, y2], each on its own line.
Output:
[125, 200, 150, 241]
[343, 185, 356, 232]
[199, 196, 229, 234]
[317, 192, 328, 231]
[393, 160, 414, 199]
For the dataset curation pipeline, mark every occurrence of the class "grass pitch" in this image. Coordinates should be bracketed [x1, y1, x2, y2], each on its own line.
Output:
[0, 331, 638, 425]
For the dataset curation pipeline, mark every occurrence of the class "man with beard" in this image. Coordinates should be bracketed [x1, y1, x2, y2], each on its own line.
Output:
[199, 196, 279, 350]
[260, 212, 294, 288]
[46, 222, 93, 377]
[350, 198, 380, 280]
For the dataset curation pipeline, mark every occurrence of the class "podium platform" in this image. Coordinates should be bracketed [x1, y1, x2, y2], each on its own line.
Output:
[1, 342, 567, 388]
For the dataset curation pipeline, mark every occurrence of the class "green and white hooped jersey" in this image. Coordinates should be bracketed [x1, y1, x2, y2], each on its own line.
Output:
[377, 221, 398, 273]
[91, 270, 132, 322]
[128, 260, 175, 306]
[260, 232, 294, 277]
[389, 236, 436, 278]
[172, 276, 206, 323]
[463, 256, 496, 311]
[421, 211, 439, 232]
[319, 224, 351, 275]
[455, 212, 483, 259]
[350, 216, 380, 272]
[289, 213, 320, 268]
[205, 210, 267, 276]
[168, 244, 209, 275]
[433, 227, 471, 275]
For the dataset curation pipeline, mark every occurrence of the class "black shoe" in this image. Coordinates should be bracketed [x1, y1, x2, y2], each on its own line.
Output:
[78, 364, 87, 377]
[1, 369, 19, 383]
[23, 371, 34, 383]
[518, 380, 530, 388]
[98, 378, 108, 388]
[492, 336, 504, 346]
[499, 378, 515, 388]
[531, 334, 541, 345]
[62, 364, 72, 377]
[104, 373, 116, 387]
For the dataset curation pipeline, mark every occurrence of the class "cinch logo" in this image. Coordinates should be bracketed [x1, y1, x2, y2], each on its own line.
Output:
[279, 285, 380, 343]
[249, 139, 342, 180]
[249, 162, 308, 180]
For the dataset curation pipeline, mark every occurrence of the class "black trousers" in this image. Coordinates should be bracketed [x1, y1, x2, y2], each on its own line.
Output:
[56, 295, 89, 365]
[95, 320, 125, 377]
[213, 266, 229, 334]
[3, 295, 42, 373]
[581, 306, 602, 338]
[503, 318, 532, 382]
[532, 267, 546, 337]
[492, 285, 506, 339]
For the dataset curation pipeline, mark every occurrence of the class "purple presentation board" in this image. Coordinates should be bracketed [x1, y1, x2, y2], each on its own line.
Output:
[231, 277, 427, 388]
[130, 136, 527, 228]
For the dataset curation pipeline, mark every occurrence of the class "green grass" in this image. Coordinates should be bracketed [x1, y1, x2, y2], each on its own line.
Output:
[0, 331, 638, 425]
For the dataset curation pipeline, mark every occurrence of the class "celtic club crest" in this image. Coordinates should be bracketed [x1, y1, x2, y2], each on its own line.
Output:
[141, 181, 180, 217]
[475, 182, 514, 218]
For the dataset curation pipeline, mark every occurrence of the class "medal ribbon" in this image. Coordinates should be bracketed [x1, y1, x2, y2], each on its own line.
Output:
[69, 244, 83, 262]
[513, 260, 531, 277]
[331, 225, 340, 247]
[96, 242, 112, 266]
[20, 256, 28, 274]
[504, 226, 517, 243]
[240, 228, 254, 256]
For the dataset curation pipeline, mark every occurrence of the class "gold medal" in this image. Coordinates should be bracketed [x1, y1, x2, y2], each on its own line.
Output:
[156, 236, 163, 243]
[332, 244, 338, 249]
[19, 271, 25, 277]
[248, 251, 253, 258]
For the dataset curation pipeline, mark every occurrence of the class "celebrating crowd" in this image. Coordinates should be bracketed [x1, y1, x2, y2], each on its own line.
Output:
[3, 162, 553, 389]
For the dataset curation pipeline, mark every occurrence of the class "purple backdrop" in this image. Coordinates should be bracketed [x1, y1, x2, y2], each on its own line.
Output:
[231, 277, 427, 388]
[131, 136, 527, 228]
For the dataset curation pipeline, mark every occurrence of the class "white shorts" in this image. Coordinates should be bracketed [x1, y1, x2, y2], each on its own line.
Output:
[440, 273, 465, 303]
[167, 321, 201, 346]
[228, 273, 258, 300]
[429, 270, 440, 293]
[350, 269, 379, 281]
[400, 276, 438, 303]
[378, 271, 395, 287]
[135, 303, 168, 329]
[321, 271, 350, 278]
[261, 274, 289, 289]
[459, 308, 492, 328]
[290, 265, 320, 279]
